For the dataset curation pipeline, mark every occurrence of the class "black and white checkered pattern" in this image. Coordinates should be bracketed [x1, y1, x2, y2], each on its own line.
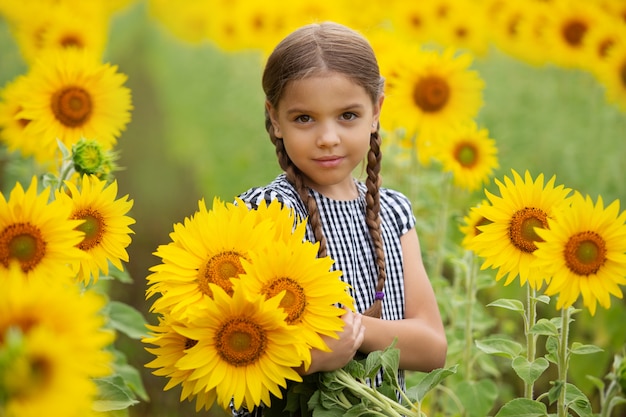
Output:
[232, 173, 416, 416]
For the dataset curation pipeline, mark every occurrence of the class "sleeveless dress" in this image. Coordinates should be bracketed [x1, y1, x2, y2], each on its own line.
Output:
[233, 173, 416, 416]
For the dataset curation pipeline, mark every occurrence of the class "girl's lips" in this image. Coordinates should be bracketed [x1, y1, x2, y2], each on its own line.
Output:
[314, 156, 343, 168]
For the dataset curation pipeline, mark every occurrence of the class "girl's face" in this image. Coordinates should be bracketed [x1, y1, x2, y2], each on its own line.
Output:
[267, 72, 383, 200]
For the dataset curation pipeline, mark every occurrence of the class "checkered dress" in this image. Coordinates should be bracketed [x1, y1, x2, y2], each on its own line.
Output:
[232, 173, 416, 416]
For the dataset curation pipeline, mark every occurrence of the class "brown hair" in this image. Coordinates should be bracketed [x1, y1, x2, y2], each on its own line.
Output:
[262, 22, 386, 318]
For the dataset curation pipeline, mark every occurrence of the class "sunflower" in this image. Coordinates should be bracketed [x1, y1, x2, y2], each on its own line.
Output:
[55, 174, 135, 285]
[485, 0, 550, 66]
[541, 0, 608, 69]
[459, 199, 492, 251]
[1, 327, 99, 417]
[173, 283, 306, 411]
[239, 196, 306, 247]
[10, 2, 108, 64]
[144, 315, 217, 412]
[146, 197, 276, 315]
[0, 176, 85, 281]
[382, 46, 485, 140]
[239, 238, 353, 359]
[595, 41, 626, 112]
[433, 120, 498, 192]
[470, 170, 572, 289]
[0, 75, 42, 162]
[0, 265, 113, 417]
[534, 193, 626, 316]
[16, 48, 132, 162]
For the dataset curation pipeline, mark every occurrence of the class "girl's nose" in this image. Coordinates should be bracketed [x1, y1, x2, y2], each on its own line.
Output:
[316, 123, 340, 147]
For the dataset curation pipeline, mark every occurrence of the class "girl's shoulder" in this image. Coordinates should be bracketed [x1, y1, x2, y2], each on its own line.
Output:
[238, 174, 303, 211]
[378, 186, 413, 210]
[377, 186, 416, 233]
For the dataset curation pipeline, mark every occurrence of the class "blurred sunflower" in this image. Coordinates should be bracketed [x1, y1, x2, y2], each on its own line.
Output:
[426, 0, 490, 56]
[55, 174, 135, 285]
[0, 266, 113, 417]
[382, 47, 485, 141]
[542, 0, 608, 69]
[15, 48, 132, 162]
[173, 283, 306, 411]
[9, 2, 108, 64]
[485, 0, 550, 66]
[1, 327, 98, 417]
[534, 193, 626, 316]
[387, 2, 436, 46]
[144, 315, 217, 412]
[470, 170, 572, 289]
[433, 120, 498, 192]
[0, 75, 41, 163]
[595, 41, 626, 112]
[239, 238, 353, 360]
[0, 177, 84, 281]
[146, 197, 275, 315]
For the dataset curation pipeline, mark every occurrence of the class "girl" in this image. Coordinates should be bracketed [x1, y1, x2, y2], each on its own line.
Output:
[236, 21, 447, 416]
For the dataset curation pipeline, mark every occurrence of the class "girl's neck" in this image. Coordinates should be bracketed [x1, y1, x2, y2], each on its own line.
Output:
[305, 177, 360, 201]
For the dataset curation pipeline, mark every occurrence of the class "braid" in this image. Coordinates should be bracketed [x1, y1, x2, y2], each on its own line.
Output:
[363, 130, 386, 319]
[266, 113, 329, 257]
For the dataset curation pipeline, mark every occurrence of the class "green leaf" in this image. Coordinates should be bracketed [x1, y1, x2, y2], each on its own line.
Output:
[534, 295, 551, 305]
[570, 342, 603, 355]
[475, 338, 524, 358]
[93, 375, 139, 411]
[405, 365, 458, 402]
[106, 301, 148, 339]
[494, 398, 548, 417]
[511, 356, 549, 386]
[487, 298, 525, 314]
[455, 379, 498, 417]
[530, 318, 559, 337]
[565, 383, 594, 417]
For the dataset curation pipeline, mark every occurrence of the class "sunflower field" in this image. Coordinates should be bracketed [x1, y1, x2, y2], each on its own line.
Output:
[1, 1, 625, 417]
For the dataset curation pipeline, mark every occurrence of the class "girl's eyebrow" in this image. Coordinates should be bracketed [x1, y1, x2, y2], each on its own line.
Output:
[285, 103, 365, 116]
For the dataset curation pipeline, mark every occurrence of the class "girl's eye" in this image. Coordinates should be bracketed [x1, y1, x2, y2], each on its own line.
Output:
[295, 115, 312, 123]
[340, 112, 357, 121]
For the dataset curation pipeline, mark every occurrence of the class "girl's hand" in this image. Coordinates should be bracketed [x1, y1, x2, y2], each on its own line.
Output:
[301, 308, 365, 375]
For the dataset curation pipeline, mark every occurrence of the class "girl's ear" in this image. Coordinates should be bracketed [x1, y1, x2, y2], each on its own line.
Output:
[371, 94, 385, 133]
[265, 100, 282, 138]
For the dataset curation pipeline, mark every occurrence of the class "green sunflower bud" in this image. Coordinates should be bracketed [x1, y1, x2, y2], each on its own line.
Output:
[71, 139, 118, 181]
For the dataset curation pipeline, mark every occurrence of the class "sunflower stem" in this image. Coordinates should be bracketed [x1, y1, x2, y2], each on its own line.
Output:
[463, 251, 478, 380]
[524, 285, 538, 399]
[432, 171, 452, 280]
[556, 307, 571, 417]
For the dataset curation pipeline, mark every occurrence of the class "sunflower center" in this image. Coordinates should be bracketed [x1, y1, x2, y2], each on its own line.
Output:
[4, 354, 52, 399]
[261, 277, 307, 324]
[60, 35, 83, 48]
[413, 76, 450, 113]
[215, 317, 266, 367]
[51, 86, 92, 128]
[0, 223, 46, 272]
[454, 141, 478, 167]
[199, 251, 245, 296]
[562, 20, 587, 47]
[564, 231, 607, 276]
[73, 210, 104, 251]
[509, 207, 547, 253]
[620, 61, 626, 89]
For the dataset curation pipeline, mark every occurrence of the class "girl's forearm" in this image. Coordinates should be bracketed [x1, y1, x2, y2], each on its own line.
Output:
[359, 316, 448, 372]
